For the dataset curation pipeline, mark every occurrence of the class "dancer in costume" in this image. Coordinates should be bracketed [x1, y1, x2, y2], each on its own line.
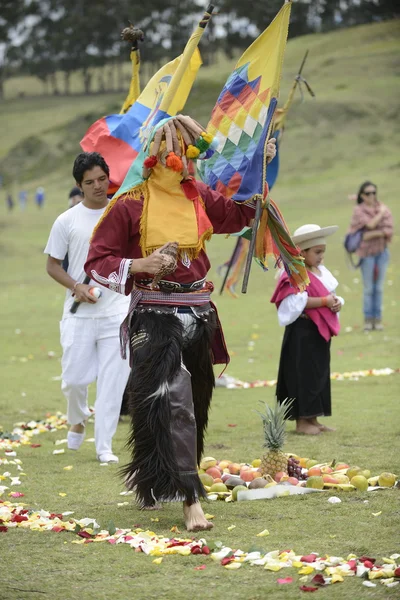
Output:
[85, 115, 276, 530]
[45, 153, 130, 463]
[271, 224, 344, 435]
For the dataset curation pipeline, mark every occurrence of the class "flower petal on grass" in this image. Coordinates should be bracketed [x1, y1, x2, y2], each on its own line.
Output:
[299, 586, 318, 592]
[277, 577, 293, 584]
[152, 558, 163, 565]
[256, 529, 269, 537]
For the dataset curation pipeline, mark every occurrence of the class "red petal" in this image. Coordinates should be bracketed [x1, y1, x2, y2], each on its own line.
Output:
[228, 424, 237, 427]
[202, 546, 210, 555]
[394, 567, 400, 578]
[221, 557, 234, 566]
[194, 565, 206, 570]
[360, 556, 376, 564]
[348, 559, 357, 571]
[0, 526, 8, 532]
[191, 546, 202, 554]
[364, 560, 374, 569]
[31, 444, 41, 448]
[301, 554, 318, 563]
[311, 574, 326, 586]
[299, 586, 318, 592]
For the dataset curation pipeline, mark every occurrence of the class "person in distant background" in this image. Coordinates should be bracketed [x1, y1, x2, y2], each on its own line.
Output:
[63, 187, 84, 272]
[348, 181, 393, 331]
[68, 185, 84, 208]
[19, 190, 27, 211]
[35, 186, 45, 209]
[6, 193, 14, 212]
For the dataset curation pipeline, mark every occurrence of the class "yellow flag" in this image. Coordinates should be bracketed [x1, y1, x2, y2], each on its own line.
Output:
[120, 49, 141, 114]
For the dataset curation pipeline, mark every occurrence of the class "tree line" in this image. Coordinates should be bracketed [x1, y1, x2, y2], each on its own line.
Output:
[0, 0, 397, 99]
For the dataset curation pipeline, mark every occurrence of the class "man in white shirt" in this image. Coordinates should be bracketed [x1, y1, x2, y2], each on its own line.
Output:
[44, 152, 130, 463]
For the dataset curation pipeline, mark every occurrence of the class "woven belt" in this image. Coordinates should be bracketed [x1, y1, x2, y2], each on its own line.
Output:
[120, 284, 213, 359]
[136, 278, 206, 293]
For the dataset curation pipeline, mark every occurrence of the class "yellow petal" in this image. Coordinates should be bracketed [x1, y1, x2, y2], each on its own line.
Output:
[152, 558, 163, 565]
[372, 511, 382, 517]
[369, 571, 384, 580]
[204, 513, 215, 520]
[58, 492, 67, 497]
[63, 466, 73, 471]
[298, 566, 314, 575]
[293, 561, 304, 568]
[299, 576, 309, 583]
[332, 573, 344, 583]
[227, 525, 236, 531]
[170, 526, 181, 533]
[382, 558, 395, 564]
[256, 529, 269, 537]
[264, 564, 282, 572]
[150, 517, 159, 522]
[224, 562, 241, 570]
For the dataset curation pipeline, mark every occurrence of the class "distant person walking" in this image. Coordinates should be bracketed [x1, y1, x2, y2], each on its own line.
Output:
[6, 193, 14, 212]
[19, 190, 27, 211]
[348, 181, 393, 331]
[35, 186, 45, 209]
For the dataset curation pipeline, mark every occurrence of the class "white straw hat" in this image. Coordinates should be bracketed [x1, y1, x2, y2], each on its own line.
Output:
[292, 224, 338, 250]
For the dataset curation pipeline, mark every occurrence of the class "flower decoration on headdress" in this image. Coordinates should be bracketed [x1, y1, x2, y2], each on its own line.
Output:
[142, 114, 216, 179]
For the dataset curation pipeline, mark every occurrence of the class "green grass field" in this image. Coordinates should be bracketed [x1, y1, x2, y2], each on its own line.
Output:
[1, 20, 400, 600]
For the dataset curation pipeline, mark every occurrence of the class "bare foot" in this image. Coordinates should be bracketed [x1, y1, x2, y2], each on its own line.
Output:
[69, 422, 85, 434]
[311, 418, 336, 432]
[183, 501, 214, 532]
[296, 419, 320, 435]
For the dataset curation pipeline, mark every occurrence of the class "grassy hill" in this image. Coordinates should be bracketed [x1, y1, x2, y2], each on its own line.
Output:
[0, 21, 399, 600]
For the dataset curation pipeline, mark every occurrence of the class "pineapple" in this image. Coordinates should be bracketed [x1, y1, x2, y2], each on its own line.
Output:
[259, 398, 293, 478]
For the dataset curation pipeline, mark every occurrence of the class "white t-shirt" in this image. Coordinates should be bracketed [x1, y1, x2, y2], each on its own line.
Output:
[277, 265, 345, 327]
[44, 202, 130, 320]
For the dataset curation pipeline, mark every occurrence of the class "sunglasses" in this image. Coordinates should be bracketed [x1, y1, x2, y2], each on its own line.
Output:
[363, 191, 376, 196]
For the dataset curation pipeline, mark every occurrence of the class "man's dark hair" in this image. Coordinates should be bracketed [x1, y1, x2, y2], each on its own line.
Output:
[69, 186, 83, 199]
[72, 152, 110, 185]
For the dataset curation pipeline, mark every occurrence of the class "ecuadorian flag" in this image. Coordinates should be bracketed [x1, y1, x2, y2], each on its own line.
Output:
[81, 49, 202, 187]
[198, 1, 291, 202]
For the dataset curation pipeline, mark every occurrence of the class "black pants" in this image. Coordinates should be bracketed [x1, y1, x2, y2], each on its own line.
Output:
[122, 310, 216, 507]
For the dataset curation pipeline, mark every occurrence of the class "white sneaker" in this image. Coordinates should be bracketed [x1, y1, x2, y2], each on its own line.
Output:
[67, 431, 85, 450]
[97, 453, 119, 464]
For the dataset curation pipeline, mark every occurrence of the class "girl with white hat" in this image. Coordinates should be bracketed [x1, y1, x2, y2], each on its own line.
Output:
[271, 224, 344, 435]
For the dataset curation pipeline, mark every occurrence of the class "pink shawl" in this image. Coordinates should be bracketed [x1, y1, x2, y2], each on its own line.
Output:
[271, 271, 340, 342]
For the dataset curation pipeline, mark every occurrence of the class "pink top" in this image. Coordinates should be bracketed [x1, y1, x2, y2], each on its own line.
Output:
[349, 202, 393, 258]
[271, 271, 340, 342]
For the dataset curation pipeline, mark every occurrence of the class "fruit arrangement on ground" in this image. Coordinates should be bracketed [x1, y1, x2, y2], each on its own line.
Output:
[199, 455, 398, 501]
[199, 401, 398, 501]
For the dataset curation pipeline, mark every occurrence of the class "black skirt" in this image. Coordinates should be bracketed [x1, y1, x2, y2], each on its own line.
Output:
[276, 317, 331, 420]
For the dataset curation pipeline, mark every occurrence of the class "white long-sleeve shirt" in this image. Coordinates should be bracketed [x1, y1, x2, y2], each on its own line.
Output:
[277, 265, 344, 327]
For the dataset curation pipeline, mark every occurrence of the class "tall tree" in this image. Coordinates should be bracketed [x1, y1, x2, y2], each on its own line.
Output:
[0, 0, 38, 99]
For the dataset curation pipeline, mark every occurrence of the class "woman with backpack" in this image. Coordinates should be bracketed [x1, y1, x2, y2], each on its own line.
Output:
[349, 181, 393, 331]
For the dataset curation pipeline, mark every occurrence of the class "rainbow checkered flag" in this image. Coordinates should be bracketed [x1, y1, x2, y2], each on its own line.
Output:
[198, 2, 291, 201]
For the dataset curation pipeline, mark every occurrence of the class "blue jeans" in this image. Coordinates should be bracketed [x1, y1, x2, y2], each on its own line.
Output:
[360, 248, 389, 320]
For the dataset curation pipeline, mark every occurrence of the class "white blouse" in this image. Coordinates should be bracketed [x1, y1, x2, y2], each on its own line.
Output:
[277, 265, 344, 327]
